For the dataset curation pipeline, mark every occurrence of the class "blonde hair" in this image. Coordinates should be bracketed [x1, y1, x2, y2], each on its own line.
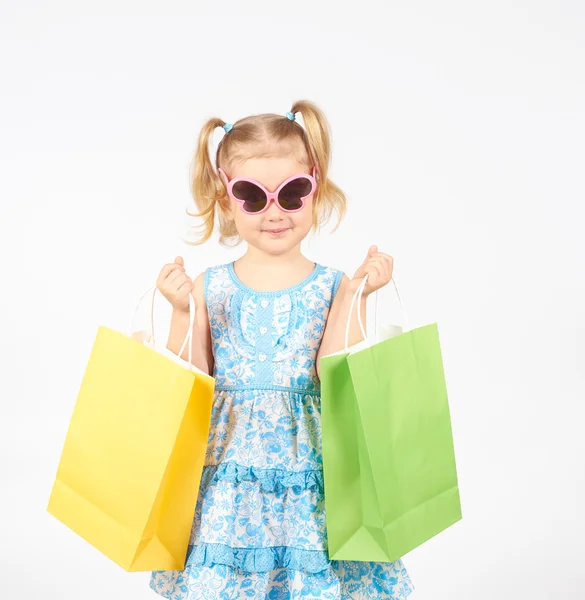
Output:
[185, 99, 347, 246]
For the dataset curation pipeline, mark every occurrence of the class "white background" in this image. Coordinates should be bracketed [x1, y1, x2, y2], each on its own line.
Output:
[1, 1, 584, 598]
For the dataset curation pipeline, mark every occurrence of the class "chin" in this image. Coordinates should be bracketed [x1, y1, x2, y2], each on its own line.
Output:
[254, 235, 302, 255]
[241, 225, 311, 254]
[261, 242, 297, 255]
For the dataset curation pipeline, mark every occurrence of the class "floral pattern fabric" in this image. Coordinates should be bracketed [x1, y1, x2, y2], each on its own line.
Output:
[150, 262, 414, 599]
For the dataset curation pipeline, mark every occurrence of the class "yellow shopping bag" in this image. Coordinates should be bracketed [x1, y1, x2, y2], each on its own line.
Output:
[47, 286, 214, 571]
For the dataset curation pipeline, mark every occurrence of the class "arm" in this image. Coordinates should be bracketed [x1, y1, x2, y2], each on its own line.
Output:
[167, 272, 214, 375]
[316, 275, 366, 377]
[316, 246, 394, 378]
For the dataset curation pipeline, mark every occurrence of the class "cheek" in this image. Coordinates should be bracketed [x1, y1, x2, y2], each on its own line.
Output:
[231, 203, 260, 232]
[295, 197, 315, 227]
[294, 210, 312, 229]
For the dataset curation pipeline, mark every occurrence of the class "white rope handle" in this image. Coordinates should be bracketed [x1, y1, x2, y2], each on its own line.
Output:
[343, 276, 410, 353]
[390, 279, 409, 330]
[344, 276, 369, 352]
[127, 286, 195, 368]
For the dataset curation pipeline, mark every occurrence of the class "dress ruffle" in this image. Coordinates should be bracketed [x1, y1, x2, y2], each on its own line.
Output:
[191, 460, 327, 552]
[152, 557, 414, 600]
[201, 461, 324, 493]
[185, 541, 331, 573]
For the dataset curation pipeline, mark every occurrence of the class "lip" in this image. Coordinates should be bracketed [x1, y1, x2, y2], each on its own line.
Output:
[262, 228, 290, 236]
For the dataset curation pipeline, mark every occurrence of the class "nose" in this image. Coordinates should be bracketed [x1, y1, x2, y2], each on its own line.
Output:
[265, 199, 284, 220]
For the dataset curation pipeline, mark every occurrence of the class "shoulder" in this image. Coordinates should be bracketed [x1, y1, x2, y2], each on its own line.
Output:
[333, 273, 353, 298]
[193, 271, 206, 291]
[316, 264, 346, 299]
[200, 262, 234, 297]
[202, 262, 231, 278]
[189, 271, 206, 305]
[194, 262, 232, 279]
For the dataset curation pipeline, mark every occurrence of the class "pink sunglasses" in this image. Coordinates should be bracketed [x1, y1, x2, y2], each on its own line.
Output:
[218, 167, 317, 215]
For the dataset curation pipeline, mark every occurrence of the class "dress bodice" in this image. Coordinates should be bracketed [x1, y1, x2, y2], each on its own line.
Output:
[204, 262, 343, 393]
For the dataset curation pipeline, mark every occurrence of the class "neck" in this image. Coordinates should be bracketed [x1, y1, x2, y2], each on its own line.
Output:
[240, 244, 308, 268]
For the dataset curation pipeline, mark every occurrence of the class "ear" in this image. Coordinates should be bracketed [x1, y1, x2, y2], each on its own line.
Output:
[216, 168, 234, 219]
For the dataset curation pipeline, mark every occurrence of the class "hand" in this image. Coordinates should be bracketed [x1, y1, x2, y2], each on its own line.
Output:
[350, 245, 394, 296]
[156, 256, 195, 313]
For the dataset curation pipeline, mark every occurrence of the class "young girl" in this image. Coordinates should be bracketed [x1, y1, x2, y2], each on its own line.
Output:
[151, 100, 414, 599]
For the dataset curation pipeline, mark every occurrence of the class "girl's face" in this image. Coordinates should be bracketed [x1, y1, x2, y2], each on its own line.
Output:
[223, 155, 315, 256]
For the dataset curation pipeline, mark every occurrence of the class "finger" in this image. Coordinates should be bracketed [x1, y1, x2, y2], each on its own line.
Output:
[380, 258, 393, 283]
[367, 256, 388, 269]
[371, 256, 392, 280]
[175, 256, 184, 267]
[362, 245, 377, 266]
[371, 253, 394, 278]
[364, 262, 383, 285]
[157, 263, 178, 286]
[167, 269, 187, 288]
[177, 279, 193, 294]
[157, 262, 184, 285]
[371, 252, 394, 267]
[384, 255, 394, 280]
[371, 258, 392, 284]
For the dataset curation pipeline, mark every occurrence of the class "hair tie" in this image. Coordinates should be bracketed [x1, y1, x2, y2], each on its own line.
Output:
[223, 123, 233, 133]
[285, 112, 296, 121]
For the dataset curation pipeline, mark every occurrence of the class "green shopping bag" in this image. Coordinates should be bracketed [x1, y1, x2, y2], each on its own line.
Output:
[320, 276, 461, 562]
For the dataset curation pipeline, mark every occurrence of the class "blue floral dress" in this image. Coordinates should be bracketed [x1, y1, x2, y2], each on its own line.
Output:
[150, 262, 414, 599]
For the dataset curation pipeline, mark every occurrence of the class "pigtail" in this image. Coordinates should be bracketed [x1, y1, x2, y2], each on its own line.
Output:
[290, 100, 347, 231]
[185, 117, 239, 246]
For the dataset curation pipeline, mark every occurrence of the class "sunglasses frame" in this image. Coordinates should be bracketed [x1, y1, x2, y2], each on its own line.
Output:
[218, 166, 318, 215]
